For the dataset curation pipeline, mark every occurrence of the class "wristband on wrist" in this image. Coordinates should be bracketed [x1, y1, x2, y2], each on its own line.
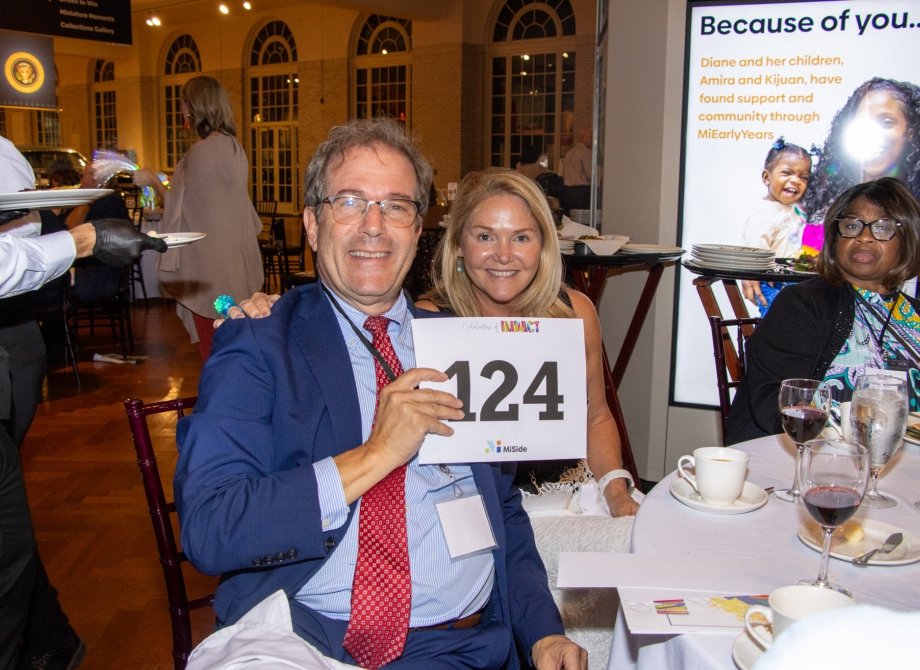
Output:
[597, 469, 634, 495]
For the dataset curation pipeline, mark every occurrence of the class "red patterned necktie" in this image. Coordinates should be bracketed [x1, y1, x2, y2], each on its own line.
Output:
[342, 315, 411, 669]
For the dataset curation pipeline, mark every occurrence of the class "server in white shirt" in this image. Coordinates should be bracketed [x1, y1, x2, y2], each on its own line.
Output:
[0, 137, 165, 670]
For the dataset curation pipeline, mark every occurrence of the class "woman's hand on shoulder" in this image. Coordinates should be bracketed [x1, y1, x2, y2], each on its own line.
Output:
[213, 292, 279, 328]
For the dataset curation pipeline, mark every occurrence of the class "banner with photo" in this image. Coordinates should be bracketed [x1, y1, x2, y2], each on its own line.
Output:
[0, 31, 57, 110]
[673, 0, 920, 407]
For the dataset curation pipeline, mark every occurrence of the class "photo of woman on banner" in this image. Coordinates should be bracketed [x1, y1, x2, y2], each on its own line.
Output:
[804, 77, 920, 224]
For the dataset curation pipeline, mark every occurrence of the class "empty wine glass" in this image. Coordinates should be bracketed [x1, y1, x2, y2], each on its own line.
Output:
[796, 439, 869, 596]
[776, 379, 831, 503]
[850, 374, 908, 509]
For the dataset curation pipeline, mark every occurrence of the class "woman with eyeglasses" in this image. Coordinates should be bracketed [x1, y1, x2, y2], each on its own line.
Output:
[726, 177, 920, 445]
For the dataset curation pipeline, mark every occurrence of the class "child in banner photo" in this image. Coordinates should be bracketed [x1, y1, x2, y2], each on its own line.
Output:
[742, 138, 818, 314]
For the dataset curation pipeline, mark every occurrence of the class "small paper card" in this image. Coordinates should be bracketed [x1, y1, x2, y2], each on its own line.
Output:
[413, 317, 587, 465]
[619, 588, 769, 635]
[436, 494, 497, 559]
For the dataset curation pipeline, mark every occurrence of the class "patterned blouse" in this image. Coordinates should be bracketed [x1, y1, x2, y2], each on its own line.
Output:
[824, 286, 920, 410]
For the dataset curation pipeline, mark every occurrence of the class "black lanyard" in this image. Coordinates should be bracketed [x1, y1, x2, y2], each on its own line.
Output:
[850, 285, 920, 365]
[852, 286, 899, 354]
[322, 284, 401, 383]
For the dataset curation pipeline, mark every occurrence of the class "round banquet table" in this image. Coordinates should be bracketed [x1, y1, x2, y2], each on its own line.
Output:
[607, 434, 920, 670]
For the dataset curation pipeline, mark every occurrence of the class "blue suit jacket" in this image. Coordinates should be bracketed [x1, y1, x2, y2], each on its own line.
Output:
[174, 282, 564, 666]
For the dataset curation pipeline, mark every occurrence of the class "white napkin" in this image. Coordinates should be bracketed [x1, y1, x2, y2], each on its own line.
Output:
[186, 590, 358, 670]
[559, 218, 597, 238]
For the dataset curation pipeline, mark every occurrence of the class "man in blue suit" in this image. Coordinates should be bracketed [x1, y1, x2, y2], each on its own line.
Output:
[174, 118, 586, 669]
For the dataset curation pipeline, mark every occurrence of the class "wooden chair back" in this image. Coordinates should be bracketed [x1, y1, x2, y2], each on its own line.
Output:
[707, 315, 761, 438]
[124, 397, 213, 670]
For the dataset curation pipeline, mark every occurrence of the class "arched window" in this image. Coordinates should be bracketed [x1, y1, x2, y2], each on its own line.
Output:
[353, 15, 412, 125]
[250, 21, 297, 66]
[161, 35, 202, 168]
[493, 0, 575, 42]
[164, 35, 201, 75]
[94, 60, 115, 82]
[488, 0, 577, 170]
[91, 61, 117, 149]
[248, 21, 299, 209]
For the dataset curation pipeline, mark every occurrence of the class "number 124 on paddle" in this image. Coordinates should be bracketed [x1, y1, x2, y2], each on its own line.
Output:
[413, 318, 587, 465]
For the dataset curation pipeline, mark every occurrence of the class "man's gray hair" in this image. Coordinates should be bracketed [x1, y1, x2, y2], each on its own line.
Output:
[303, 118, 432, 223]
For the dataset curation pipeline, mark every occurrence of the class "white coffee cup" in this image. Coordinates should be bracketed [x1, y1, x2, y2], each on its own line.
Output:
[744, 585, 854, 649]
[676, 446, 749, 505]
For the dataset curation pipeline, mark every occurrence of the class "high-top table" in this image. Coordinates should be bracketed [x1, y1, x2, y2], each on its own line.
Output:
[562, 250, 683, 484]
[607, 434, 920, 670]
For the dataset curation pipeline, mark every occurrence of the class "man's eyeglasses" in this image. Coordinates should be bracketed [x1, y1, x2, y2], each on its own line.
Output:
[835, 216, 902, 242]
[320, 195, 420, 228]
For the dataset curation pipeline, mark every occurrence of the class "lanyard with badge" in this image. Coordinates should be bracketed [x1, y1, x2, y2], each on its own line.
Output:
[850, 286, 919, 374]
[322, 284, 497, 558]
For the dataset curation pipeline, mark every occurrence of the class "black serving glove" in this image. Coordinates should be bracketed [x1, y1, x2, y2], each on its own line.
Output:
[91, 219, 168, 266]
[0, 209, 29, 226]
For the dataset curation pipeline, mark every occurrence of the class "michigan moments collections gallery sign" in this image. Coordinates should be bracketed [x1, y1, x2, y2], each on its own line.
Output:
[0, 0, 131, 46]
[0, 31, 57, 110]
[673, 0, 920, 407]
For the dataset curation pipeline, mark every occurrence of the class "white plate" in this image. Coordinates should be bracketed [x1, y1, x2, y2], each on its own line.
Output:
[621, 243, 684, 254]
[732, 629, 767, 670]
[690, 260, 777, 271]
[670, 478, 769, 514]
[0, 189, 113, 211]
[150, 232, 207, 248]
[692, 244, 774, 256]
[798, 519, 920, 566]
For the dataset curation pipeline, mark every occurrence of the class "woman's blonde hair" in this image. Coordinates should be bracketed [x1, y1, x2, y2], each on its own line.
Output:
[182, 76, 237, 139]
[423, 168, 574, 318]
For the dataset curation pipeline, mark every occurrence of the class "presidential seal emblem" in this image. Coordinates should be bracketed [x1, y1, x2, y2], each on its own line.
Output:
[6, 52, 45, 94]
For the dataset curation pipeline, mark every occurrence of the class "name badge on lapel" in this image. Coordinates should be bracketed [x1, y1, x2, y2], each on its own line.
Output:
[436, 495, 497, 559]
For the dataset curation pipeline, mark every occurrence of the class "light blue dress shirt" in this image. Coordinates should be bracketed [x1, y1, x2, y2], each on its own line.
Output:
[295, 288, 495, 627]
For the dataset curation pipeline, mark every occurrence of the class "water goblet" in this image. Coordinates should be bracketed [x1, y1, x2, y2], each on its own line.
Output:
[850, 373, 908, 509]
[796, 439, 869, 596]
[776, 379, 831, 503]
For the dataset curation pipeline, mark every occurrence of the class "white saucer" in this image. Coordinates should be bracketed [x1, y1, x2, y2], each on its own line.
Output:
[670, 478, 769, 515]
[732, 629, 767, 669]
[798, 519, 920, 566]
[150, 232, 207, 248]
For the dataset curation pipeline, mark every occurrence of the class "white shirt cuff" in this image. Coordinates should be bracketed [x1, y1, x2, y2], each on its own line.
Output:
[312, 457, 349, 532]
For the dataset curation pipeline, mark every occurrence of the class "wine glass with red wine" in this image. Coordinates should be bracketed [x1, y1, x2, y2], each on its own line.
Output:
[796, 439, 869, 596]
[776, 379, 831, 503]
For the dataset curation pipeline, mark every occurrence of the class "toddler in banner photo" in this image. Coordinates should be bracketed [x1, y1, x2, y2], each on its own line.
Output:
[742, 137, 821, 314]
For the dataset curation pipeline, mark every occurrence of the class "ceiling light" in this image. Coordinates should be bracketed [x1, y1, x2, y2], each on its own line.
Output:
[152, 16, 161, 25]
[146, 13, 161, 26]
[381, 49, 388, 55]
[563, 52, 569, 58]
[522, 54, 530, 60]
[219, 4, 229, 14]
[243, 1, 251, 7]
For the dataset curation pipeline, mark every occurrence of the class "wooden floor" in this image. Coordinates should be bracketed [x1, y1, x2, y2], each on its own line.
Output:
[22, 301, 219, 670]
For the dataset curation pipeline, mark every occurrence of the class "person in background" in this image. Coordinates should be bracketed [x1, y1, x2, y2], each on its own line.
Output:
[727, 178, 920, 444]
[0, 137, 165, 670]
[741, 138, 814, 314]
[418, 168, 638, 517]
[561, 127, 592, 211]
[515, 143, 551, 181]
[133, 75, 263, 362]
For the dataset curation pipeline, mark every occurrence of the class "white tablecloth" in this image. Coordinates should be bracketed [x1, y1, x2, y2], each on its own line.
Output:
[607, 434, 920, 670]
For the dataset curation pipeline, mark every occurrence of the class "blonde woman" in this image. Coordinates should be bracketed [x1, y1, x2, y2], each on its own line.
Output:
[417, 168, 639, 517]
[134, 76, 263, 361]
